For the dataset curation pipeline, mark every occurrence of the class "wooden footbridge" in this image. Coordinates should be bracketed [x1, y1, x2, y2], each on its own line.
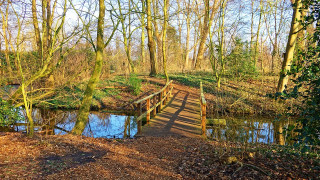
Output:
[134, 80, 207, 138]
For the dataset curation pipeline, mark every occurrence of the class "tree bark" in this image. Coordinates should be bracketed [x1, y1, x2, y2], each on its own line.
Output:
[162, 0, 169, 82]
[277, 0, 302, 92]
[146, 0, 157, 76]
[72, 0, 105, 135]
[195, 0, 219, 70]
[141, 0, 146, 64]
[32, 0, 42, 58]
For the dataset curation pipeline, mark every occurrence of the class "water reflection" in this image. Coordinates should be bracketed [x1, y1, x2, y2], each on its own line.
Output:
[14, 109, 137, 138]
[207, 116, 295, 145]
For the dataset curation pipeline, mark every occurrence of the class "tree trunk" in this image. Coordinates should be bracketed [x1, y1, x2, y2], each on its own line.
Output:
[277, 0, 302, 92]
[195, 0, 218, 70]
[253, 0, 263, 68]
[72, 0, 105, 135]
[146, 0, 157, 76]
[32, 0, 42, 58]
[162, 0, 169, 82]
[141, 0, 146, 65]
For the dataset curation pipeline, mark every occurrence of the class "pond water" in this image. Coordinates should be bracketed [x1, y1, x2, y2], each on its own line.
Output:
[14, 109, 138, 138]
[207, 116, 295, 145]
[4, 108, 295, 144]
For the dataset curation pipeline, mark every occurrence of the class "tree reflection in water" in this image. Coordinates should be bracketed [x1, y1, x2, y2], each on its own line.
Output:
[15, 109, 137, 138]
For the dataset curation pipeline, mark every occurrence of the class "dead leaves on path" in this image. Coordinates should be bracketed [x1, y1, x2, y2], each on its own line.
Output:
[0, 133, 319, 179]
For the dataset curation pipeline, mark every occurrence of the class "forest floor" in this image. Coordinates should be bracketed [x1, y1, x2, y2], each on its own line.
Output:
[0, 132, 319, 179]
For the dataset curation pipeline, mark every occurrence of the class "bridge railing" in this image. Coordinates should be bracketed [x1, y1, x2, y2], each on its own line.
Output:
[200, 81, 207, 137]
[134, 80, 173, 133]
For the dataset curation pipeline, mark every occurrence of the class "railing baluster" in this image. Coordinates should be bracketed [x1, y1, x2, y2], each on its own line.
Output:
[200, 81, 207, 137]
[201, 103, 206, 136]
[159, 91, 163, 111]
[146, 98, 150, 124]
[134, 80, 173, 134]
[138, 103, 142, 134]
[153, 96, 157, 116]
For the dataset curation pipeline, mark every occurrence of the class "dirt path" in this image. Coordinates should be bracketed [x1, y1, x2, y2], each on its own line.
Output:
[141, 86, 201, 138]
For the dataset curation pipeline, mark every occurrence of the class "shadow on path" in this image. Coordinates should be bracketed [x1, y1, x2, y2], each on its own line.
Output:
[141, 89, 201, 138]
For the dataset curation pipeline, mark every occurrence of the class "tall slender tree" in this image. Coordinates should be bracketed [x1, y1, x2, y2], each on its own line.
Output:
[162, 0, 169, 82]
[72, 0, 118, 135]
[195, 0, 219, 70]
[146, 0, 157, 75]
[277, 0, 302, 92]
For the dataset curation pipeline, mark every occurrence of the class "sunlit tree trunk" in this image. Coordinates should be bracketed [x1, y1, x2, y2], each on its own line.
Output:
[183, 0, 194, 71]
[162, 0, 169, 82]
[72, 0, 105, 135]
[146, 0, 157, 76]
[195, 0, 219, 70]
[11, 4, 35, 136]
[118, 0, 135, 73]
[152, 0, 162, 71]
[140, 0, 146, 65]
[250, 0, 254, 52]
[32, 0, 42, 58]
[215, 0, 227, 89]
[277, 0, 302, 92]
[253, 0, 263, 68]
[176, 0, 184, 71]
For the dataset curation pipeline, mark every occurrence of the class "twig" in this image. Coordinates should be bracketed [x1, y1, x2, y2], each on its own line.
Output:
[232, 162, 271, 177]
[232, 162, 244, 177]
[244, 163, 271, 176]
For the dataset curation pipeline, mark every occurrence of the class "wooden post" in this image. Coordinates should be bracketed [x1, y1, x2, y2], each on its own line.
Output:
[201, 103, 206, 137]
[169, 83, 172, 97]
[137, 103, 142, 134]
[153, 95, 157, 116]
[159, 92, 163, 112]
[166, 86, 169, 102]
[146, 98, 150, 124]
[164, 88, 167, 105]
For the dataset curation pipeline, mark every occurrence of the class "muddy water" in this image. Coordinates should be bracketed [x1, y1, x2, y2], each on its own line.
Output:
[207, 116, 296, 145]
[14, 109, 138, 138]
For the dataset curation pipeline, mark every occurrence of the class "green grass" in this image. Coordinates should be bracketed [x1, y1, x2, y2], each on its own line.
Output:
[36, 75, 143, 110]
[158, 72, 217, 93]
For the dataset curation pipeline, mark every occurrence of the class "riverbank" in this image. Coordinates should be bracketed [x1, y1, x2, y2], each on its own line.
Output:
[166, 72, 299, 117]
[2, 73, 297, 117]
[0, 132, 318, 179]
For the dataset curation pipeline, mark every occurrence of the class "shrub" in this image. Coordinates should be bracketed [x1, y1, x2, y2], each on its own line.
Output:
[0, 98, 21, 126]
[128, 74, 142, 95]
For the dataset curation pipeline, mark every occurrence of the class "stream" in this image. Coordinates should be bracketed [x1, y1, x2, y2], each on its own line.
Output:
[13, 109, 138, 138]
[207, 116, 295, 145]
[2, 108, 295, 144]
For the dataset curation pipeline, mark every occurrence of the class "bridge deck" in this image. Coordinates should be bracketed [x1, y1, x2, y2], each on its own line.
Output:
[140, 87, 201, 138]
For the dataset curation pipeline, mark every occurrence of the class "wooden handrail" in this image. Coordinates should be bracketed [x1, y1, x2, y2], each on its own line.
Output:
[134, 80, 173, 133]
[200, 81, 207, 137]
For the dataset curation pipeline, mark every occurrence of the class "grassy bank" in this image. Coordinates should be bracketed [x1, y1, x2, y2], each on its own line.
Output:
[159, 72, 298, 117]
[34, 75, 161, 111]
